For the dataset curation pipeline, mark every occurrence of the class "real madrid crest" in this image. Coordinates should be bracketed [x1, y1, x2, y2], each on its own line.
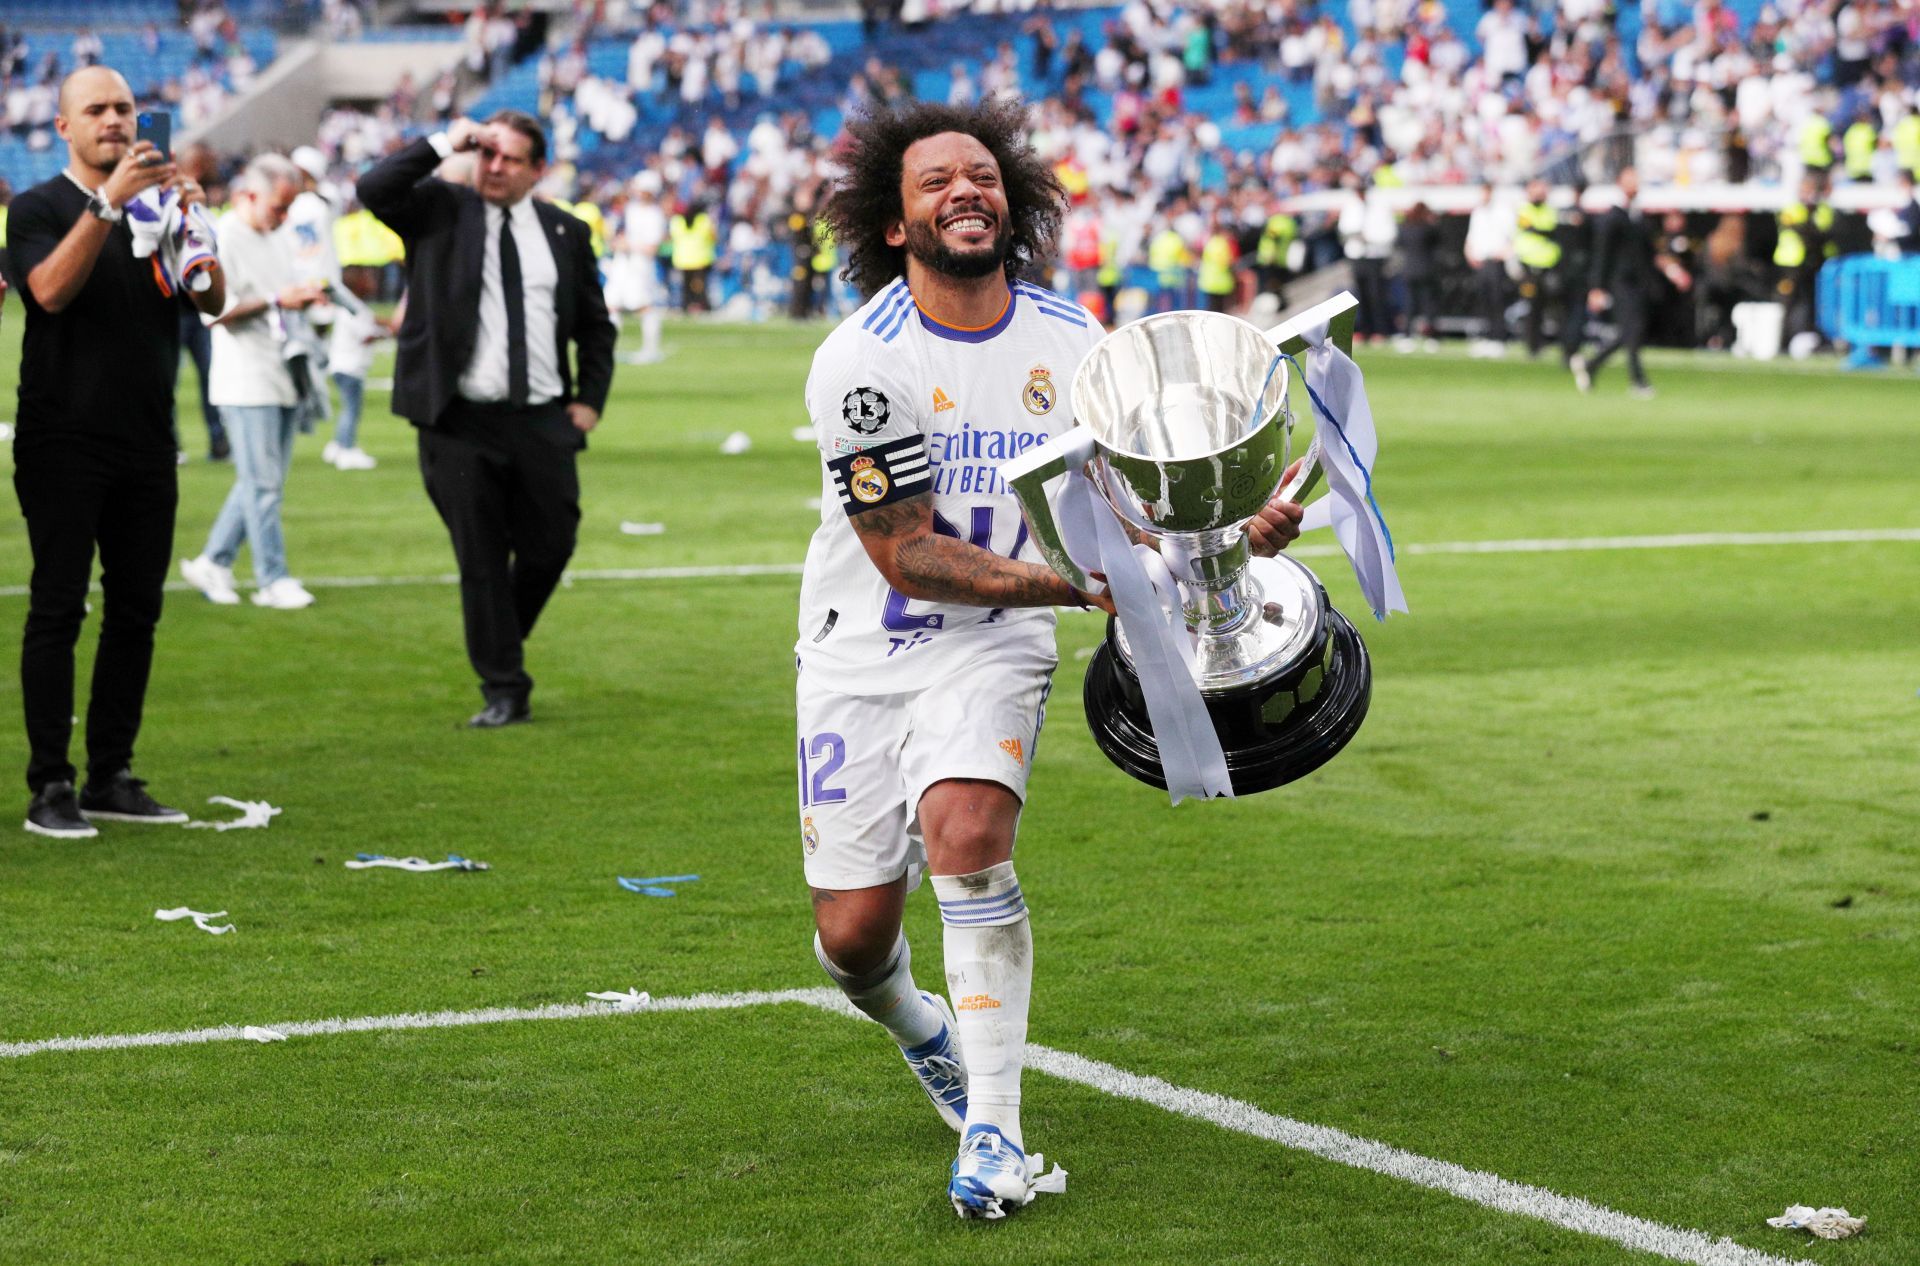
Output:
[848, 454, 890, 503]
[802, 815, 819, 855]
[1023, 365, 1056, 416]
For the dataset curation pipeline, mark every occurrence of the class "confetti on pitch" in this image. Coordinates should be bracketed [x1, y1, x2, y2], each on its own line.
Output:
[1767, 1206, 1865, 1240]
[791, 425, 814, 442]
[155, 906, 235, 935]
[620, 520, 666, 536]
[719, 431, 752, 454]
[185, 797, 282, 831]
[617, 874, 699, 897]
[586, 989, 652, 1010]
[242, 1027, 287, 1043]
[345, 853, 490, 873]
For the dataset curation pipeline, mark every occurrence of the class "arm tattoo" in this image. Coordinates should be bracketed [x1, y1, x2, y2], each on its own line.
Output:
[851, 490, 1074, 608]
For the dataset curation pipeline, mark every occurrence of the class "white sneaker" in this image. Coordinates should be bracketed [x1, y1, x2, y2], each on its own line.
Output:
[321, 440, 341, 466]
[180, 555, 240, 605]
[900, 992, 969, 1132]
[1570, 353, 1592, 394]
[333, 446, 377, 470]
[251, 578, 316, 609]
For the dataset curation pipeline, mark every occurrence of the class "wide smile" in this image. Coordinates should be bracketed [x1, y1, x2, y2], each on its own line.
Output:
[939, 212, 996, 241]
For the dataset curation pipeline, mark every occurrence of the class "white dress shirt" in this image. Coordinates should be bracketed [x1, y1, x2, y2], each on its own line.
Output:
[459, 196, 563, 405]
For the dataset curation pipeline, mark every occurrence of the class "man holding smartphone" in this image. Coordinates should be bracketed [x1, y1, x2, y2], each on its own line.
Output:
[5, 66, 225, 838]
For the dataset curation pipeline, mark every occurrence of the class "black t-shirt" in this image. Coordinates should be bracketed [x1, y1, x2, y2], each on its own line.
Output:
[6, 174, 182, 456]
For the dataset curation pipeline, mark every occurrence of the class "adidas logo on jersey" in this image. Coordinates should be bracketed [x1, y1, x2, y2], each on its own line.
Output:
[999, 738, 1024, 763]
[932, 387, 956, 412]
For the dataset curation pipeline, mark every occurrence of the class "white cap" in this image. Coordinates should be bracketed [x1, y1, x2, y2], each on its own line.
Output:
[290, 145, 328, 182]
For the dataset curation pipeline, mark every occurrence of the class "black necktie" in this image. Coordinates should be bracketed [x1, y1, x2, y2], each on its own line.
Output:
[499, 212, 529, 407]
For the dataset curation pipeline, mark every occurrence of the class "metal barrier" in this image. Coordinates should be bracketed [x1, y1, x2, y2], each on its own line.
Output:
[1818, 255, 1920, 353]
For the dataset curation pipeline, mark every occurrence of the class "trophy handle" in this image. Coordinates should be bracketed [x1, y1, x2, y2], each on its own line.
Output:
[1264, 291, 1360, 508]
[1001, 427, 1099, 593]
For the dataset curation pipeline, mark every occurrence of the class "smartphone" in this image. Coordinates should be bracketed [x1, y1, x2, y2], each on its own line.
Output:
[136, 110, 171, 162]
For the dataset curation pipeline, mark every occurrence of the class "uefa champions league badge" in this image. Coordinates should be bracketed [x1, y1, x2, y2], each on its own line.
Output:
[847, 456, 890, 504]
[802, 815, 819, 855]
[1023, 365, 1055, 415]
[841, 386, 890, 434]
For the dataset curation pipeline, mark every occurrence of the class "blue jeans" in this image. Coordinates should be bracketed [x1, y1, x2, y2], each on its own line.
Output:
[331, 371, 364, 450]
[204, 404, 297, 587]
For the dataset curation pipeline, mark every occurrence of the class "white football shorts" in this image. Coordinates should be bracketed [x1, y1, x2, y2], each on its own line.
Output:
[794, 643, 1056, 891]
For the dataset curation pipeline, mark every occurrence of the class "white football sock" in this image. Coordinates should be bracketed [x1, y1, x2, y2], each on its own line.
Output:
[933, 861, 1031, 1150]
[814, 931, 946, 1050]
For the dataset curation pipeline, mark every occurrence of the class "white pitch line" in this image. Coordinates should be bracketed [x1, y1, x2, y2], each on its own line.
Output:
[0, 528, 1914, 600]
[0, 987, 828, 1058]
[1022, 1044, 1807, 1266]
[3, 987, 1809, 1266]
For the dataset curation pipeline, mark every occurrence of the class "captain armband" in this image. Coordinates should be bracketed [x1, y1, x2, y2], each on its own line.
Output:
[826, 434, 931, 517]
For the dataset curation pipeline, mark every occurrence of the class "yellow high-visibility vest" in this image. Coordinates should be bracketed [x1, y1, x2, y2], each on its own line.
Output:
[554, 198, 608, 258]
[0, 203, 9, 249]
[1198, 232, 1236, 296]
[1843, 121, 1877, 180]
[1096, 233, 1120, 287]
[1515, 201, 1562, 269]
[1148, 229, 1190, 285]
[1895, 114, 1920, 176]
[669, 212, 716, 270]
[1798, 115, 1834, 169]
[1256, 213, 1296, 267]
[1372, 162, 1403, 188]
[334, 209, 406, 267]
[1774, 202, 1836, 268]
[810, 218, 837, 275]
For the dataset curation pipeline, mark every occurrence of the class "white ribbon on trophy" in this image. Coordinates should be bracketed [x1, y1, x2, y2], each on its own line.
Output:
[1288, 319, 1406, 623]
[1054, 469, 1234, 803]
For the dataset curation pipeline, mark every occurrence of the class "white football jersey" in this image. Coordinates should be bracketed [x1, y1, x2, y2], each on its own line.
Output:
[797, 277, 1105, 696]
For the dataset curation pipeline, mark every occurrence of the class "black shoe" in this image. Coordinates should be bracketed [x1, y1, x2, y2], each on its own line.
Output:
[78, 770, 189, 824]
[25, 781, 99, 839]
[467, 698, 531, 729]
[209, 435, 231, 461]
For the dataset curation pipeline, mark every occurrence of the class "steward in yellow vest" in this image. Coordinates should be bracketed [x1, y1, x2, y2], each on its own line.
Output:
[1798, 113, 1834, 171]
[1515, 179, 1564, 356]
[1841, 119, 1876, 182]
[1255, 210, 1295, 300]
[1895, 111, 1920, 177]
[1775, 175, 1836, 342]
[669, 207, 717, 312]
[1198, 227, 1237, 311]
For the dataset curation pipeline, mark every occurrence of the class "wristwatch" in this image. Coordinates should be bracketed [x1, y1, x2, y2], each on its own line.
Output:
[85, 189, 124, 223]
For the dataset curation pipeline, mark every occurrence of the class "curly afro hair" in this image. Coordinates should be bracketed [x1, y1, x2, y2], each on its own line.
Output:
[824, 97, 1066, 301]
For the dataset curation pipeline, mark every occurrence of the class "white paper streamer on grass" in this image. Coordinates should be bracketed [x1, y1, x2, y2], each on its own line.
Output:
[1766, 1206, 1864, 1239]
[971, 1156, 1067, 1220]
[619, 521, 666, 536]
[586, 989, 652, 1011]
[241, 1026, 287, 1043]
[720, 431, 752, 454]
[345, 854, 490, 872]
[184, 797, 282, 831]
[790, 425, 814, 442]
[155, 906, 235, 935]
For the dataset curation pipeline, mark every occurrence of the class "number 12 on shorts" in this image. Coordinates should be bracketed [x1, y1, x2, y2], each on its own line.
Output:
[798, 732, 848, 807]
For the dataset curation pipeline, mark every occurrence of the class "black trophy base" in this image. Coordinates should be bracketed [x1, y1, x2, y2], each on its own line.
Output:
[1081, 606, 1372, 796]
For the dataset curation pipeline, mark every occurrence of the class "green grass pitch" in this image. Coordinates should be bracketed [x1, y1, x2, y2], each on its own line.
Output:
[0, 316, 1915, 1265]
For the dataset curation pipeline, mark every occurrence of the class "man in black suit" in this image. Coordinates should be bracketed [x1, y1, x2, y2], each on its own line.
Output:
[359, 111, 616, 728]
[1570, 166, 1671, 399]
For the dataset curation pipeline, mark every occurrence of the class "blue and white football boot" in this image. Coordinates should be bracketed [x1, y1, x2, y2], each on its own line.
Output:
[900, 990, 968, 1132]
[949, 1123, 1032, 1220]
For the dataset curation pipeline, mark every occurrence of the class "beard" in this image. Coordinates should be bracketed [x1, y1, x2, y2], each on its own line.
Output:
[901, 214, 1013, 279]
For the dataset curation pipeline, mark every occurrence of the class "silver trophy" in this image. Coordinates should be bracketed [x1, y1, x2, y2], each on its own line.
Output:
[1005, 297, 1372, 794]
